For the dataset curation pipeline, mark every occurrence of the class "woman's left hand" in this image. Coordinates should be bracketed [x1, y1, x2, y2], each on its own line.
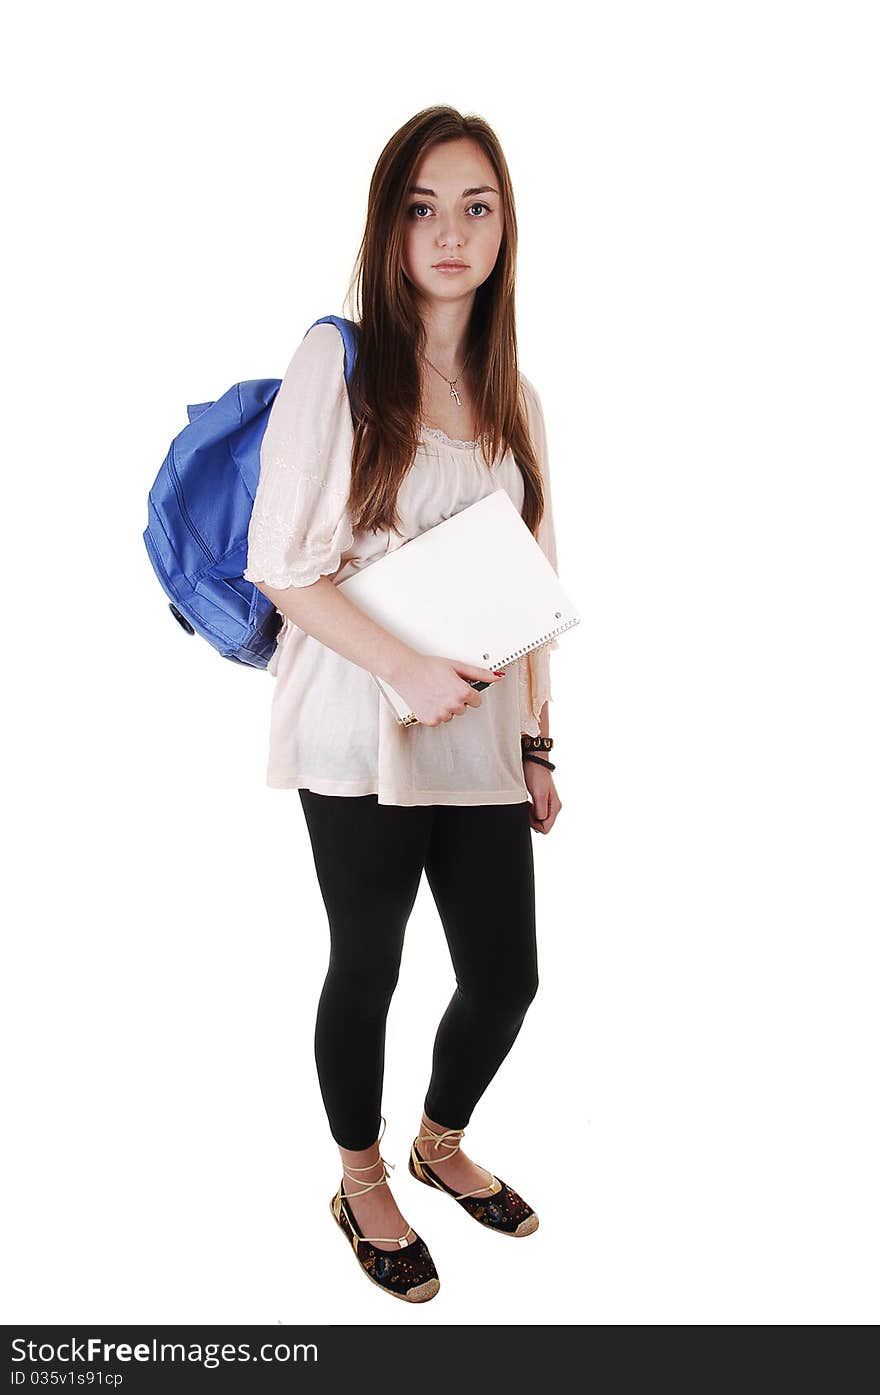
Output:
[523, 761, 562, 834]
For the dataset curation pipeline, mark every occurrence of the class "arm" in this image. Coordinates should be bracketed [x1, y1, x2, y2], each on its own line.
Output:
[524, 701, 551, 742]
[518, 373, 560, 743]
[518, 373, 563, 831]
[254, 574, 416, 690]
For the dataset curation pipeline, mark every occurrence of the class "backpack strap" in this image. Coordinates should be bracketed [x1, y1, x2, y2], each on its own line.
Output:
[305, 316, 361, 418]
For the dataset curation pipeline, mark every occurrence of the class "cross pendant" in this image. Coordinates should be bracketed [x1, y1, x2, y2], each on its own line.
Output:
[450, 384, 462, 406]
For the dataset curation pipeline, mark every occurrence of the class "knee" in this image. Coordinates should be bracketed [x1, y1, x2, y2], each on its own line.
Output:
[515, 970, 540, 1016]
[325, 954, 402, 1015]
[469, 969, 539, 1023]
[505, 963, 540, 1016]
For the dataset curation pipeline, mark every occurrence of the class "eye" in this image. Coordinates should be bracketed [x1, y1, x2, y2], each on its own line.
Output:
[407, 202, 494, 219]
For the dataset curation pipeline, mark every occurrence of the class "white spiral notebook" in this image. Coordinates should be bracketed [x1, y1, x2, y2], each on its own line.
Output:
[336, 489, 580, 726]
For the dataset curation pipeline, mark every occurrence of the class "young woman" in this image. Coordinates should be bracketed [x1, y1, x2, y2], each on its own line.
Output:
[243, 106, 563, 1304]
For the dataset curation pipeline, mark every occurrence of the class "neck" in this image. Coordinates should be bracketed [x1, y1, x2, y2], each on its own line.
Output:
[419, 298, 473, 375]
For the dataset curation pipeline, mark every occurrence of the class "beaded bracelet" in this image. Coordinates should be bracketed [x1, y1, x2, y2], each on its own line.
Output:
[521, 734, 554, 755]
[521, 734, 555, 772]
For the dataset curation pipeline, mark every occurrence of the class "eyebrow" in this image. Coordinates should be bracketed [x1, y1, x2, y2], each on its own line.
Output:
[408, 185, 499, 198]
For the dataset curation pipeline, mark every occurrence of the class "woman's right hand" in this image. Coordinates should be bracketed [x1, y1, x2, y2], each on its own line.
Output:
[391, 655, 507, 727]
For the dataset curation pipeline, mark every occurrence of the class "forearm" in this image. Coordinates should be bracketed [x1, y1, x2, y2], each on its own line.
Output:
[522, 702, 550, 742]
[256, 576, 418, 687]
[536, 702, 550, 739]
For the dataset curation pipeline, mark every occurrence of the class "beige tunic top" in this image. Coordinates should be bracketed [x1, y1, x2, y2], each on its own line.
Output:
[243, 322, 559, 806]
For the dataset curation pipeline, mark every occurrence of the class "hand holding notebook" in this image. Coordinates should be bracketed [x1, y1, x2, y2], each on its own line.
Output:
[336, 489, 580, 726]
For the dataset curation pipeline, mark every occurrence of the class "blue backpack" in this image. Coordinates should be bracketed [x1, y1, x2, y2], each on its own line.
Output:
[143, 315, 360, 668]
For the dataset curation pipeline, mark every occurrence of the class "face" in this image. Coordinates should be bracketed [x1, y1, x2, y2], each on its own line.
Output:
[401, 137, 505, 305]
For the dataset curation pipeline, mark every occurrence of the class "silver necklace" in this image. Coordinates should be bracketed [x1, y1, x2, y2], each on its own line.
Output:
[423, 349, 471, 406]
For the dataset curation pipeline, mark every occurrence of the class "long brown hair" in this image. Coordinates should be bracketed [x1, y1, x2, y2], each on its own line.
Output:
[341, 106, 546, 542]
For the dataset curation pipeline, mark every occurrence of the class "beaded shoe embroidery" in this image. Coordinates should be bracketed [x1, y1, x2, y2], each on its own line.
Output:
[408, 1123, 540, 1238]
[329, 1186, 440, 1302]
[329, 1116, 440, 1302]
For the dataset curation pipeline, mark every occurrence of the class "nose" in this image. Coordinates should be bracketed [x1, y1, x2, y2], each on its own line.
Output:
[435, 215, 467, 249]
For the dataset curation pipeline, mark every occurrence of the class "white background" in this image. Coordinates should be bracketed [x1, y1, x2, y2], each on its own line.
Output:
[3, 0, 878, 1326]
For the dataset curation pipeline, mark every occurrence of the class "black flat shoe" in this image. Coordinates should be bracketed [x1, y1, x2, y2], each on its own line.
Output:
[408, 1121, 539, 1238]
[330, 1117, 440, 1303]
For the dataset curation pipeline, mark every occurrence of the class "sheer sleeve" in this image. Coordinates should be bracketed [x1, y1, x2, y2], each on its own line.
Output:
[243, 322, 355, 590]
[518, 373, 561, 737]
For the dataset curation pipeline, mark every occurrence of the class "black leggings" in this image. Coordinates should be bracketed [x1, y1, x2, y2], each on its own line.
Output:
[297, 792, 539, 1152]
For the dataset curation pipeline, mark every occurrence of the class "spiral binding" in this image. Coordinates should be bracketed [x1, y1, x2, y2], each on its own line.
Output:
[488, 614, 580, 669]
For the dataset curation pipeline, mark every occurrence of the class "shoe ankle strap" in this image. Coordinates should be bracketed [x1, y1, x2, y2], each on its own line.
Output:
[337, 1115, 415, 1248]
[341, 1113, 396, 1199]
[416, 1120, 466, 1161]
[414, 1120, 499, 1198]
[342, 1158, 393, 1199]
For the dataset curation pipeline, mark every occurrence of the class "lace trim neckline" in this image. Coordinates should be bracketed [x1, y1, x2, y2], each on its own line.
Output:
[420, 422, 479, 450]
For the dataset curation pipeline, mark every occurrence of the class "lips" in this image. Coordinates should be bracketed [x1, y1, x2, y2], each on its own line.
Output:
[434, 261, 468, 269]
